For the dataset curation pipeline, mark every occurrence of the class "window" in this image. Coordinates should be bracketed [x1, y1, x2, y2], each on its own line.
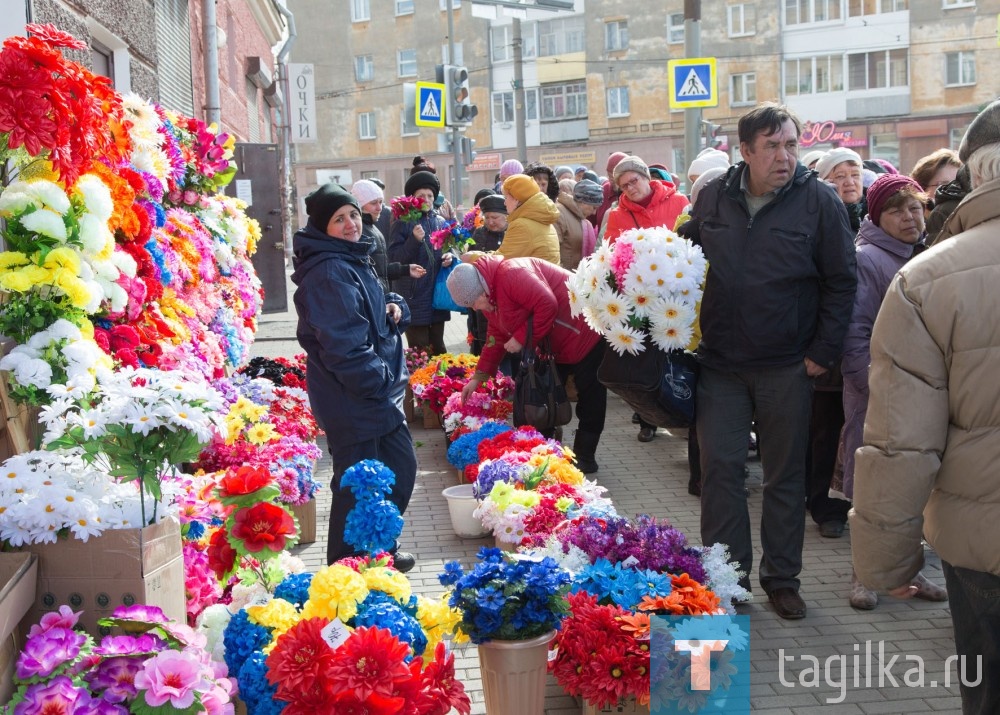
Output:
[848, 49, 908, 90]
[440, 0, 460, 8]
[786, 0, 841, 24]
[355, 55, 373, 82]
[848, 0, 907, 16]
[395, 0, 413, 14]
[730, 72, 756, 105]
[946, 51, 976, 86]
[441, 43, 464, 65]
[360, 171, 380, 181]
[784, 58, 812, 95]
[785, 55, 844, 96]
[606, 87, 630, 117]
[493, 91, 514, 123]
[538, 16, 585, 56]
[492, 25, 512, 62]
[401, 107, 418, 136]
[155, 0, 194, 115]
[943, 0, 975, 7]
[351, 0, 370, 22]
[359, 112, 376, 139]
[605, 21, 628, 51]
[397, 49, 417, 77]
[728, 5, 756, 36]
[541, 81, 587, 121]
[667, 13, 684, 44]
[245, 78, 261, 142]
[949, 126, 967, 150]
[91, 41, 115, 83]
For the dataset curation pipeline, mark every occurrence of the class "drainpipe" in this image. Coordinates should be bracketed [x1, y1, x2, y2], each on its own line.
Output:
[275, 0, 297, 262]
[202, 0, 221, 126]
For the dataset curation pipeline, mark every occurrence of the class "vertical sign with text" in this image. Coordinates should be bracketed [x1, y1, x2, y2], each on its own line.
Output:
[289, 63, 317, 144]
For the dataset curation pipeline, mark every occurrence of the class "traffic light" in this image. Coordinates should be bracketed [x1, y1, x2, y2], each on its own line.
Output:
[702, 120, 722, 149]
[444, 64, 478, 127]
[461, 136, 477, 165]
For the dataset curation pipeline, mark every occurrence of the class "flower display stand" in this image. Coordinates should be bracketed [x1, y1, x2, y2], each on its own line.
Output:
[478, 630, 556, 715]
[404, 384, 416, 421]
[290, 498, 317, 545]
[0, 553, 38, 703]
[422, 405, 441, 429]
[582, 699, 651, 715]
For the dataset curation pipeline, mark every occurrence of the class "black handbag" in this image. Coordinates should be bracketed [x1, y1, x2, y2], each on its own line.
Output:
[512, 316, 573, 432]
[598, 341, 698, 428]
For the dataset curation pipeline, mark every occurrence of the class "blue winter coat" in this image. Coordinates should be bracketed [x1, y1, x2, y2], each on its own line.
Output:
[387, 211, 451, 327]
[291, 223, 411, 446]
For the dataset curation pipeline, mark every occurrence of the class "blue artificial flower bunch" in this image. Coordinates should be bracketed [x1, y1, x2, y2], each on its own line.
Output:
[237, 651, 286, 714]
[446, 421, 512, 470]
[439, 546, 571, 644]
[274, 572, 313, 608]
[342, 459, 404, 554]
[571, 557, 673, 609]
[222, 609, 272, 678]
[353, 591, 428, 659]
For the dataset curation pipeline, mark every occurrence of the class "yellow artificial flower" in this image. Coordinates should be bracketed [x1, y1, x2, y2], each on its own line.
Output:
[0, 252, 31, 270]
[416, 594, 468, 655]
[55, 275, 93, 309]
[555, 496, 576, 512]
[245, 422, 277, 445]
[301, 564, 369, 622]
[223, 418, 243, 446]
[247, 597, 302, 634]
[18, 159, 58, 182]
[363, 566, 412, 605]
[246, 218, 261, 255]
[43, 246, 81, 272]
[0, 271, 33, 293]
[22, 265, 53, 284]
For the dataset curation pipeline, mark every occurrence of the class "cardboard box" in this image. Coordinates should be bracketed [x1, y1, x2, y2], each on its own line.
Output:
[22, 517, 185, 636]
[0, 552, 38, 703]
[290, 498, 316, 545]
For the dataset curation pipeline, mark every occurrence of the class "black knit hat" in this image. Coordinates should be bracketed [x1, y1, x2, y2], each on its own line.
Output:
[305, 183, 359, 231]
[474, 188, 497, 206]
[959, 98, 1000, 163]
[404, 170, 440, 198]
[479, 195, 507, 215]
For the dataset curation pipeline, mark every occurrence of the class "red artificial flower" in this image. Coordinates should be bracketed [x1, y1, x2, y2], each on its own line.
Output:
[266, 618, 336, 704]
[417, 641, 472, 715]
[26, 23, 87, 50]
[230, 502, 296, 554]
[327, 627, 411, 701]
[331, 691, 405, 715]
[206, 527, 236, 579]
[218, 465, 273, 499]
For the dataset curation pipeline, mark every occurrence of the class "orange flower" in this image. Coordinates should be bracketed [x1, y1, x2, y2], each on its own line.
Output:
[617, 611, 650, 640]
[86, 161, 139, 237]
[636, 573, 720, 615]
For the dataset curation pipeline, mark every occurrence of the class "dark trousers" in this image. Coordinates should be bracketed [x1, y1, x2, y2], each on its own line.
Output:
[697, 363, 811, 593]
[405, 322, 446, 357]
[688, 422, 701, 484]
[806, 389, 851, 524]
[942, 561, 1000, 715]
[556, 341, 608, 436]
[326, 422, 417, 565]
[468, 311, 488, 356]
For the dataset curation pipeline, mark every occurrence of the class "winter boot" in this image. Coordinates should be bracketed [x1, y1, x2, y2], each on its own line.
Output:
[573, 430, 601, 475]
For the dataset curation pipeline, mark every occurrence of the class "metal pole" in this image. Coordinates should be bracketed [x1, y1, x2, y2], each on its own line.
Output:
[447, 1, 464, 209]
[202, 0, 221, 126]
[275, 0, 297, 263]
[513, 17, 527, 164]
[683, 0, 702, 192]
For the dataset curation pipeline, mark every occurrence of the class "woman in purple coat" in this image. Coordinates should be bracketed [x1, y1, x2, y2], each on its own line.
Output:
[840, 174, 946, 610]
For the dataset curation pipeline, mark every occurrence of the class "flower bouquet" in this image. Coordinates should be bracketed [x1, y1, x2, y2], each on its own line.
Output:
[390, 195, 430, 223]
[239, 354, 307, 391]
[409, 353, 479, 416]
[429, 219, 476, 254]
[4, 604, 234, 715]
[440, 373, 514, 435]
[567, 226, 706, 427]
[460, 203, 484, 233]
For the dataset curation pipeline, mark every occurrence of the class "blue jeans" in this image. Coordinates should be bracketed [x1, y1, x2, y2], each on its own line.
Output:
[326, 422, 417, 564]
[696, 362, 811, 593]
[942, 561, 1000, 714]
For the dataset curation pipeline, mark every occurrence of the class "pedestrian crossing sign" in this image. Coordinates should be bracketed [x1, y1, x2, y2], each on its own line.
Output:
[668, 58, 718, 109]
[415, 82, 446, 127]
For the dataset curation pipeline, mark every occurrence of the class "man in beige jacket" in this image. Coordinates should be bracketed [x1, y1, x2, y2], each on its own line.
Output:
[851, 99, 1000, 715]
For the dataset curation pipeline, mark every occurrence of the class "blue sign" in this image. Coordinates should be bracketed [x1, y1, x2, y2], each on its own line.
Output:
[667, 58, 718, 109]
[415, 82, 445, 127]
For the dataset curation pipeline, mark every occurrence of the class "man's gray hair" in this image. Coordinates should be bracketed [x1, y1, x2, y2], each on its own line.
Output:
[966, 142, 1000, 189]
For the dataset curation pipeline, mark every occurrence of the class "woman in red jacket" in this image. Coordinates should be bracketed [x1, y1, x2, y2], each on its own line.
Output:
[447, 256, 606, 474]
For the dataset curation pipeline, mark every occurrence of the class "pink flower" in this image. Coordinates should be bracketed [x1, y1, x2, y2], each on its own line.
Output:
[610, 242, 635, 288]
[183, 190, 199, 205]
[134, 649, 212, 709]
[27, 605, 81, 637]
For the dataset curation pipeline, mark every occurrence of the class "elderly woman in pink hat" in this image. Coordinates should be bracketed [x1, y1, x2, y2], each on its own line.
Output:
[839, 173, 947, 610]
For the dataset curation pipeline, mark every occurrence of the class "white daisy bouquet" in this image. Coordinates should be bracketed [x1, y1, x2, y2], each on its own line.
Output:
[41, 366, 226, 526]
[567, 225, 707, 355]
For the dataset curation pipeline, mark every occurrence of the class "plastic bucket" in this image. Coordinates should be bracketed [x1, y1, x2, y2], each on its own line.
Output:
[441, 484, 489, 538]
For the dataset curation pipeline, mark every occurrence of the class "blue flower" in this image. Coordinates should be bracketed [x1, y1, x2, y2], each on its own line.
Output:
[476, 586, 505, 614]
[344, 498, 403, 554]
[223, 610, 271, 677]
[447, 422, 512, 469]
[183, 521, 205, 540]
[353, 597, 427, 657]
[274, 572, 313, 609]
[237, 651, 285, 714]
[439, 561, 464, 587]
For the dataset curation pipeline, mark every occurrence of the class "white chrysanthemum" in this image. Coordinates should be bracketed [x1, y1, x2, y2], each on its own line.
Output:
[123, 93, 163, 150]
[594, 292, 630, 330]
[663, 260, 701, 295]
[566, 282, 584, 317]
[20, 210, 68, 242]
[12, 357, 53, 389]
[105, 282, 129, 312]
[74, 175, 113, 222]
[649, 315, 694, 352]
[590, 242, 614, 269]
[650, 297, 696, 327]
[0, 188, 35, 214]
[111, 249, 138, 278]
[24, 180, 71, 214]
[130, 147, 171, 187]
[624, 284, 658, 319]
[581, 306, 605, 334]
[606, 324, 646, 355]
[78, 214, 114, 255]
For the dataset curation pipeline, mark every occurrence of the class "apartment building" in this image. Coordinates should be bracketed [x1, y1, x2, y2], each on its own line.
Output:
[288, 0, 997, 210]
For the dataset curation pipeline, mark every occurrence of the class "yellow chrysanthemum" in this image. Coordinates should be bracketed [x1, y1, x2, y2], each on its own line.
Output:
[416, 594, 467, 655]
[43, 246, 82, 272]
[245, 422, 277, 446]
[363, 566, 412, 604]
[0, 252, 31, 270]
[223, 419, 243, 446]
[246, 218, 261, 255]
[17, 159, 58, 182]
[247, 597, 302, 633]
[555, 496, 576, 512]
[0, 271, 33, 292]
[301, 564, 369, 622]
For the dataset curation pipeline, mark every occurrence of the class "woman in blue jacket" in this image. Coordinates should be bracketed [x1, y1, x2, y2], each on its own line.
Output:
[387, 170, 454, 356]
[292, 183, 417, 571]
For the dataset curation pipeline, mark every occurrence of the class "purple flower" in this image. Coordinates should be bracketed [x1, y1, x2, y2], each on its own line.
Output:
[13, 675, 88, 714]
[76, 699, 129, 715]
[94, 633, 165, 657]
[109, 604, 167, 623]
[16, 627, 87, 680]
[85, 656, 143, 703]
[134, 649, 212, 709]
[27, 606, 81, 637]
[474, 460, 524, 498]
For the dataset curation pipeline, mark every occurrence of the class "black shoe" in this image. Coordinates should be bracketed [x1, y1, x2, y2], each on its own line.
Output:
[638, 426, 656, 442]
[687, 480, 701, 497]
[552, 426, 563, 443]
[767, 587, 806, 620]
[576, 457, 599, 474]
[631, 412, 641, 424]
[392, 551, 416, 573]
[818, 520, 845, 538]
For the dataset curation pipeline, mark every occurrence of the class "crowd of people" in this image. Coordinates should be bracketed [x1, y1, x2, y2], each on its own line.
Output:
[289, 99, 1000, 714]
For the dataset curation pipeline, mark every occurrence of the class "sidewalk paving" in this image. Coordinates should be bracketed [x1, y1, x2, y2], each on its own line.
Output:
[254, 282, 962, 714]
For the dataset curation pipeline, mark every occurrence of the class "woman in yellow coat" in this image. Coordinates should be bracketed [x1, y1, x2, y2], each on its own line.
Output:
[497, 174, 561, 264]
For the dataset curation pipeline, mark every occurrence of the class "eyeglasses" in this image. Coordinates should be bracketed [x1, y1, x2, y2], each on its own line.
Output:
[619, 177, 645, 191]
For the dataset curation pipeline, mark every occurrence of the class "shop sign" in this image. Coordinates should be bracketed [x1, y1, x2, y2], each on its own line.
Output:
[469, 152, 502, 172]
[539, 150, 597, 166]
[800, 121, 867, 149]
